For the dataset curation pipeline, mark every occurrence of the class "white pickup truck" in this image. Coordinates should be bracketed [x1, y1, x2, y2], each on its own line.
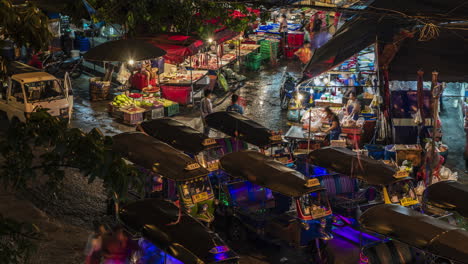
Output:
[0, 62, 73, 122]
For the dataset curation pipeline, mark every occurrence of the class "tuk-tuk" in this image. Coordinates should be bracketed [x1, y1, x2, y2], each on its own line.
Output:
[138, 118, 224, 172]
[359, 204, 468, 264]
[218, 150, 333, 251]
[120, 199, 239, 264]
[308, 147, 419, 211]
[423, 181, 468, 227]
[205, 111, 294, 166]
[113, 132, 215, 223]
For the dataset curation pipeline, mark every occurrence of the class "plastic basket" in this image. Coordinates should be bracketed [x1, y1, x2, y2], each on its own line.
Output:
[164, 104, 179, 117]
[145, 107, 164, 120]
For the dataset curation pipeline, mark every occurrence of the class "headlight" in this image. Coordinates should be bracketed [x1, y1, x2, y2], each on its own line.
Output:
[301, 222, 310, 230]
[320, 218, 327, 228]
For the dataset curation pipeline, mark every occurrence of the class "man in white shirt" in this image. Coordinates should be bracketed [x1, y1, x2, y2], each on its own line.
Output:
[200, 89, 213, 135]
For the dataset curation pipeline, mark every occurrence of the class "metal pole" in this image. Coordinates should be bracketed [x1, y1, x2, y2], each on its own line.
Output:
[190, 55, 193, 106]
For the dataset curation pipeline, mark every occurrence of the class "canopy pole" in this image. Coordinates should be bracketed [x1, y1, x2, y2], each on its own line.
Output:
[190, 55, 194, 106]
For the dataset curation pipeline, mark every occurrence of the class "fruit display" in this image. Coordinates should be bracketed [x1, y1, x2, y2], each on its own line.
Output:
[112, 94, 161, 109]
[155, 98, 176, 107]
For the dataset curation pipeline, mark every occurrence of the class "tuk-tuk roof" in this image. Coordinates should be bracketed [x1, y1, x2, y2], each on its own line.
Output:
[360, 204, 468, 263]
[120, 199, 239, 264]
[205, 111, 281, 147]
[220, 151, 325, 197]
[308, 147, 411, 185]
[140, 118, 220, 154]
[423, 180, 468, 218]
[113, 132, 209, 181]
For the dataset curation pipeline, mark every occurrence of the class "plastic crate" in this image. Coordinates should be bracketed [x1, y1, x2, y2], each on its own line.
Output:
[123, 112, 143, 125]
[144, 107, 164, 120]
[286, 48, 299, 59]
[287, 33, 305, 48]
[164, 104, 179, 117]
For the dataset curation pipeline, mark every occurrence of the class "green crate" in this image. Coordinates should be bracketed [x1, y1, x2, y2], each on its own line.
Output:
[246, 60, 261, 71]
[164, 103, 179, 117]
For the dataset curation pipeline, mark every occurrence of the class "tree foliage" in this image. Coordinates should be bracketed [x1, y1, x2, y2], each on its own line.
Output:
[0, 110, 145, 200]
[0, 214, 41, 264]
[0, 0, 52, 52]
[63, 0, 260, 38]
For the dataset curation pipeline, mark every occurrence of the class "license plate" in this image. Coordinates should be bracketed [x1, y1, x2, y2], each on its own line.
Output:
[192, 192, 209, 203]
[400, 197, 419, 207]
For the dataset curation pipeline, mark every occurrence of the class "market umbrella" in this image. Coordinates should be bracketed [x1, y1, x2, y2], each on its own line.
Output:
[83, 39, 167, 62]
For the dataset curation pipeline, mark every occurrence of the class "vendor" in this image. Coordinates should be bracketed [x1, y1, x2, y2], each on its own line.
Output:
[323, 106, 341, 140]
[345, 92, 361, 121]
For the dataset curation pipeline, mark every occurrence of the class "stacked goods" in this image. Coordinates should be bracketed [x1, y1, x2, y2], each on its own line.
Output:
[89, 77, 110, 101]
[245, 53, 262, 71]
[259, 40, 278, 61]
[155, 98, 179, 117]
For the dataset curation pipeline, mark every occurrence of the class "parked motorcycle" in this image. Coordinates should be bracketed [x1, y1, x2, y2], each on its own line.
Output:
[280, 72, 297, 110]
[40, 52, 83, 79]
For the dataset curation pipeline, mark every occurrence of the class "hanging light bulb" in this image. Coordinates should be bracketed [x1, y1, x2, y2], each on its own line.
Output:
[128, 59, 135, 65]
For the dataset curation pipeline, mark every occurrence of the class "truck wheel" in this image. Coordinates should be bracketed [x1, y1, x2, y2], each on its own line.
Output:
[228, 220, 247, 242]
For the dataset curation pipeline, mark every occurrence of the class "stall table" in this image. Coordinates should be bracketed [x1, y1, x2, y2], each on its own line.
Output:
[159, 70, 208, 105]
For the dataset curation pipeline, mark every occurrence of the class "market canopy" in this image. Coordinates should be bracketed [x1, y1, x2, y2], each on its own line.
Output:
[221, 151, 324, 197]
[205, 111, 281, 147]
[139, 34, 204, 64]
[83, 39, 167, 62]
[302, 0, 468, 82]
[360, 204, 468, 263]
[112, 132, 208, 181]
[308, 147, 408, 185]
[423, 180, 468, 218]
[139, 118, 220, 154]
[120, 199, 239, 264]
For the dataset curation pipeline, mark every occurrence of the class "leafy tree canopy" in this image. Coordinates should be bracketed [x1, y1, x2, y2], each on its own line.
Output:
[60, 0, 262, 38]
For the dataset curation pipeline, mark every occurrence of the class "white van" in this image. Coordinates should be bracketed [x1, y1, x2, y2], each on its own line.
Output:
[0, 62, 73, 122]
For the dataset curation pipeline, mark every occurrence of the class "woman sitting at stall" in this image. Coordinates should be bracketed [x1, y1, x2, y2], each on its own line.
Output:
[323, 106, 341, 140]
[345, 92, 361, 121]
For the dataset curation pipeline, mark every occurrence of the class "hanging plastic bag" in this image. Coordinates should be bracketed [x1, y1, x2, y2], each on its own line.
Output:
[413, 109, 423, 125]
[116, 63, 131, 85]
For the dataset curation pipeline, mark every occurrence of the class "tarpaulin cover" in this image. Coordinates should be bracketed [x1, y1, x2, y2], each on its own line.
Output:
[112, 132, 208, 181]
[140, 34, 204, 64]
[387, 28, 468, 82]
[120, 199, 239, 264]
[83, 39, 166, 62]
[221, 151, 324, 197]
[205, 111, 280, 147]
[423, 180, 468, 218]
[303, 0, 468, 82]
[308, 147, 410, 186]
[140, 118, 220, 154]
[360, 204, 468, 263]
[213, 27, 240, 44]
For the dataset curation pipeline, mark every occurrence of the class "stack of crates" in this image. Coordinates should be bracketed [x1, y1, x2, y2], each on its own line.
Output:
[259, 40, 278, 61]
[245, 53, 262, 71]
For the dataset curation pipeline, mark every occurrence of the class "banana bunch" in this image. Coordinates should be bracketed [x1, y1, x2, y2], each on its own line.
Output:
[112, 94, 136, 108]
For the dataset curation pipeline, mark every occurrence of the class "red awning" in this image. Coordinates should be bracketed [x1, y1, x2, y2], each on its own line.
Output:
[140, 34, 204, 64]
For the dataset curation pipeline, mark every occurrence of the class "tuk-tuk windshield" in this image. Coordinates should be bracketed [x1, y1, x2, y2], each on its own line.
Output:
[198, 147, 224, 164]
[24, 79, 64, 102]
[299, 191, 332, 219]
[180, 176, 213, 203]
[388, 180, 418, 205]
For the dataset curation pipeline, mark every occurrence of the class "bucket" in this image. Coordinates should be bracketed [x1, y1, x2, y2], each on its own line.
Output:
[384, 144, 396, 161]
[364, 144, 384, 160]
[71, 50, 80, 58]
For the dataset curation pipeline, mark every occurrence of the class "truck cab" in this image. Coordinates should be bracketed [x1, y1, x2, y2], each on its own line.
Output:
[0, 62, 73, 122]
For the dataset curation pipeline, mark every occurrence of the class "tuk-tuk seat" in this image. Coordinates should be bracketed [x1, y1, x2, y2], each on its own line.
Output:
[227, 181, 275, 212]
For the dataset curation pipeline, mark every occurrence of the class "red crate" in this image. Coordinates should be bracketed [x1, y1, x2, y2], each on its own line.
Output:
[285, 48, 299, 59]
[288, 33, 305, 48]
